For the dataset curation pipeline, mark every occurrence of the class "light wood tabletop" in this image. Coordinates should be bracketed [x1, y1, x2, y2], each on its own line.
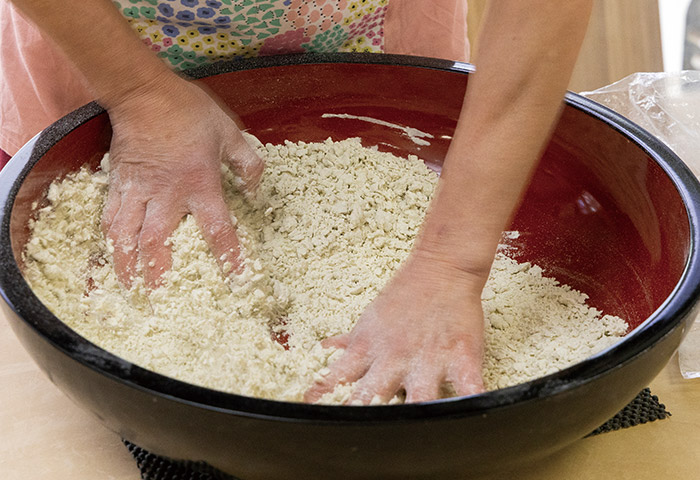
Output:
[2, 306, 699, 480]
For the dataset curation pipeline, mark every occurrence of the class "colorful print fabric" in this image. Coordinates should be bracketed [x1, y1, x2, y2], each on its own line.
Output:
[113, 0, 389, 71]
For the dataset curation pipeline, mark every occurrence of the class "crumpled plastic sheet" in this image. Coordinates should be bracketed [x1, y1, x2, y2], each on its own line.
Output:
[581, 71, 700, 379]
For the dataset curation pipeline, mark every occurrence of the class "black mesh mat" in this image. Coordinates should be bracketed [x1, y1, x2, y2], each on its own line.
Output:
[123, 441, 239, 480]
[123, 388, 669, 480]
[586, 387, 670, 436]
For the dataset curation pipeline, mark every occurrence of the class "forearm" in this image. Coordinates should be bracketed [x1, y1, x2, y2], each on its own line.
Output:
[9, 0, 177, 108]
[416, 0, 593, 278]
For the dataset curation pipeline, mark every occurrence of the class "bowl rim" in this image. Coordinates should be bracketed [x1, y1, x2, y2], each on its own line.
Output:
[1, 52, 700, 423]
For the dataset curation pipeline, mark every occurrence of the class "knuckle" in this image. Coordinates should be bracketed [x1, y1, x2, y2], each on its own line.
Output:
[351, 389, 374, 404]
[139, 227, 167, 252]
[445, 333, 483, 356]
[247, 156, 265, 178]
[331, 364, 356, 384]
[230, 151, 264, 185]
[204, 219, 236, 243]
[316, 374, 339, 389]
[106, 225, 138, 258]
[343, 336, 370, 357]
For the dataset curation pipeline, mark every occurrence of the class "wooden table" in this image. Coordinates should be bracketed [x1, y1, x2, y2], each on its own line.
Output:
[2, 307, 699, 480]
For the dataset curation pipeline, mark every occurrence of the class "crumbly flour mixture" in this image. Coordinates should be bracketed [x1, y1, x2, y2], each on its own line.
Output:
[23, 137, 628, 403]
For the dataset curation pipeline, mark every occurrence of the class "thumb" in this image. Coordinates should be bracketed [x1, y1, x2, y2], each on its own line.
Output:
[225, 130, 265, 195]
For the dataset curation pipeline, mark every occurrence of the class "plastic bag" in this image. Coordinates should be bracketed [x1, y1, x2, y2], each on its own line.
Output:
[582, 71, 700, 379]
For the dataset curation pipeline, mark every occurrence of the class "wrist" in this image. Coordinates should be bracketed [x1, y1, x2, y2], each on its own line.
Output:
[97, 62, 182, 112]
[413, 211, 502, 284]
[408, 241, 494, 291]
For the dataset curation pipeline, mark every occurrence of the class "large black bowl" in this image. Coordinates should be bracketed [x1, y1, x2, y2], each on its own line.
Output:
[1, 54, 700, 479]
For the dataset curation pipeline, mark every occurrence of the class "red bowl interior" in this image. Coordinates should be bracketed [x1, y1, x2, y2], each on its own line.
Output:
[10, 60, 690, 332]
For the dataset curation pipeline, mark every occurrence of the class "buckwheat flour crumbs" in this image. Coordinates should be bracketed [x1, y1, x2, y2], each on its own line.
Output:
[23, 137, 628, 404]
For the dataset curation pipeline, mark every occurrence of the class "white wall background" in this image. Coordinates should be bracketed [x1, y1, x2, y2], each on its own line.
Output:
[659, 0, 693, 71]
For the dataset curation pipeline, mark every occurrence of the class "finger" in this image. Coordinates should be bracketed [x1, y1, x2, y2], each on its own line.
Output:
[447, 360, 485, 397]
[227, 132, 264, 193]
[404, 366, 443, 404]
[138, 199, 186, 289]
[446, 333, 485, 397]
[101, 188, 121, 238]
[304, 350, 369, 403]
[190, 195, 243, 276]
[107, 197, 147, 288]
[321, 333, 352, 350]
[348, 363, 403, 405]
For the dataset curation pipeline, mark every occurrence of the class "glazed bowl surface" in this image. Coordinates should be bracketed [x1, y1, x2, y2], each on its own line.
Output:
[1, 53, 700, 479]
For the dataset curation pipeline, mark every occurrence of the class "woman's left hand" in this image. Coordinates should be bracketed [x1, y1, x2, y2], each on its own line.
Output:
[304, 251, 485, 404]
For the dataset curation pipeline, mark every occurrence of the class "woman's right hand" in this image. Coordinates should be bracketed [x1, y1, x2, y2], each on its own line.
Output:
[101, 75, 264, 288]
